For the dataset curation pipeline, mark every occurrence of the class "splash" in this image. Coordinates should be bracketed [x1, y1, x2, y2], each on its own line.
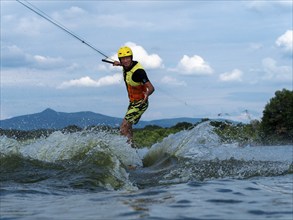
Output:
[0, 129, 142, 191]
[1, 122, 292, 190]
[138, 122, 293, 186]
[143, 122, 220, 166]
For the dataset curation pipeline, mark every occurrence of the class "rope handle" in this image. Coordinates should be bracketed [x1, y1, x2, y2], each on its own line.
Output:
[101, 59, 114, 64]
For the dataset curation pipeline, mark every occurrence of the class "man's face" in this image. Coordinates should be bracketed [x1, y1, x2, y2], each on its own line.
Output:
[120, 56, 132, 69]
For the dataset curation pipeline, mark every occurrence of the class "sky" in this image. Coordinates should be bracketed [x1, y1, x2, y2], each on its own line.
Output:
[1, 0, 292, 123]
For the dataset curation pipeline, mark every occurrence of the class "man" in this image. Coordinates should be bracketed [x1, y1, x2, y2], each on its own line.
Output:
[113, 46, 155, 145]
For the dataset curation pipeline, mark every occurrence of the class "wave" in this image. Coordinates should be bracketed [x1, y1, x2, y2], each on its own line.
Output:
[1, 122, 292, 191]
[0, 130, 141, 191]
[133, 122, 293, 187]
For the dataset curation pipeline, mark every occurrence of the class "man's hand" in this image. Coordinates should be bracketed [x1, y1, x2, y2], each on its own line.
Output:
[142, 90, 149, 103]
[142, 81, 155, 103]
[113, 61, 121, 66]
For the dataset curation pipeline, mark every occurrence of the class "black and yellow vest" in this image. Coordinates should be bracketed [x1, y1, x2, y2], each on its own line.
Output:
[124, 62, 146, 102]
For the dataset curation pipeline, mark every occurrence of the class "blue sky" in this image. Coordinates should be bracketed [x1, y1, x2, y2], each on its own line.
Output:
[1, 0, 292, 123]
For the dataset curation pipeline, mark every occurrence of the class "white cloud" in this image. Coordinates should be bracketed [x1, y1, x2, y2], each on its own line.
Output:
[32, 55, 65, 69]
[1, 45, 67, 69]
[58, 74, 123, 89]
[246, 0, 293, 11]
[51, 6, 89, 28]
[52, 6, 87, 21]
[161, 76, 186, 86]
[175, 55, 214, 75]
[63, 6, 86, 17]
[219, 69, 243, 82]
[95, 14, 139, 28]
[262, 57, 292, 81]
[249, 42, 263, 51]
[107, 42, 163, 71]
[276, 30, 293, 54]
[1, 45, 29, 67]
[15, 17, 46, 36]
[124, 42, 163, 69]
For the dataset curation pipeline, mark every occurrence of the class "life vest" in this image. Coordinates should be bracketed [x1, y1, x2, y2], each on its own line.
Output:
[124, 62, 147, 102]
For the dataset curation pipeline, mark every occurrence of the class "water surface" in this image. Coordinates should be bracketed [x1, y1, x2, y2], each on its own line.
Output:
[1, 122, 292, 219]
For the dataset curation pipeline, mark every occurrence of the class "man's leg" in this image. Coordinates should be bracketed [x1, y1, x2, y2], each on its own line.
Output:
[121, 100, 148, 145]
[120, 118, 133, 143]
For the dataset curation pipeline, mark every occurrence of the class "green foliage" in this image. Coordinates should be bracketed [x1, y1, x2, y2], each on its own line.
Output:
[133, 122, 194, 147]
[260, 88, 293, 144]
[211, 120, 261, 146]
[62, 125, 83, 133]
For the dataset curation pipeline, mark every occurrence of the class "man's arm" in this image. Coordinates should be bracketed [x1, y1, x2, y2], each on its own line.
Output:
[143, 81, 155, 103]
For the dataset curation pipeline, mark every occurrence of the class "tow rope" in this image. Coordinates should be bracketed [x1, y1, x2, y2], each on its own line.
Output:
[16, 0, 114, 64]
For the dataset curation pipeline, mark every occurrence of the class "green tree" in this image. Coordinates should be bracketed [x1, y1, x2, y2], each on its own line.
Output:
[260, 88, 293, 144]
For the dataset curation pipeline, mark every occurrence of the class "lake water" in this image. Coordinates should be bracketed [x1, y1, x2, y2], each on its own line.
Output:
[1, 122, 292, 219]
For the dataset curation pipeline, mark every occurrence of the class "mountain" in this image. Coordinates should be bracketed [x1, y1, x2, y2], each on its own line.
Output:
[0, 108, 121, 130]
[0, 108, 203, 131]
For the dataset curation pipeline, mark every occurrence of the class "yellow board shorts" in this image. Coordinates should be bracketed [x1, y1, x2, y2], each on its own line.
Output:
[124, 99, 148, 125]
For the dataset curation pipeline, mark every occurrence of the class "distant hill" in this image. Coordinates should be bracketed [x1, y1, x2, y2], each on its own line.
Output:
[0, 108, 121, 130]
[0, 108, 203, 131]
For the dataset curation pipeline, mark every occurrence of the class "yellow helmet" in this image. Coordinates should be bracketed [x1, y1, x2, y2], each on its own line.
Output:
[117, 46, 133, 58]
